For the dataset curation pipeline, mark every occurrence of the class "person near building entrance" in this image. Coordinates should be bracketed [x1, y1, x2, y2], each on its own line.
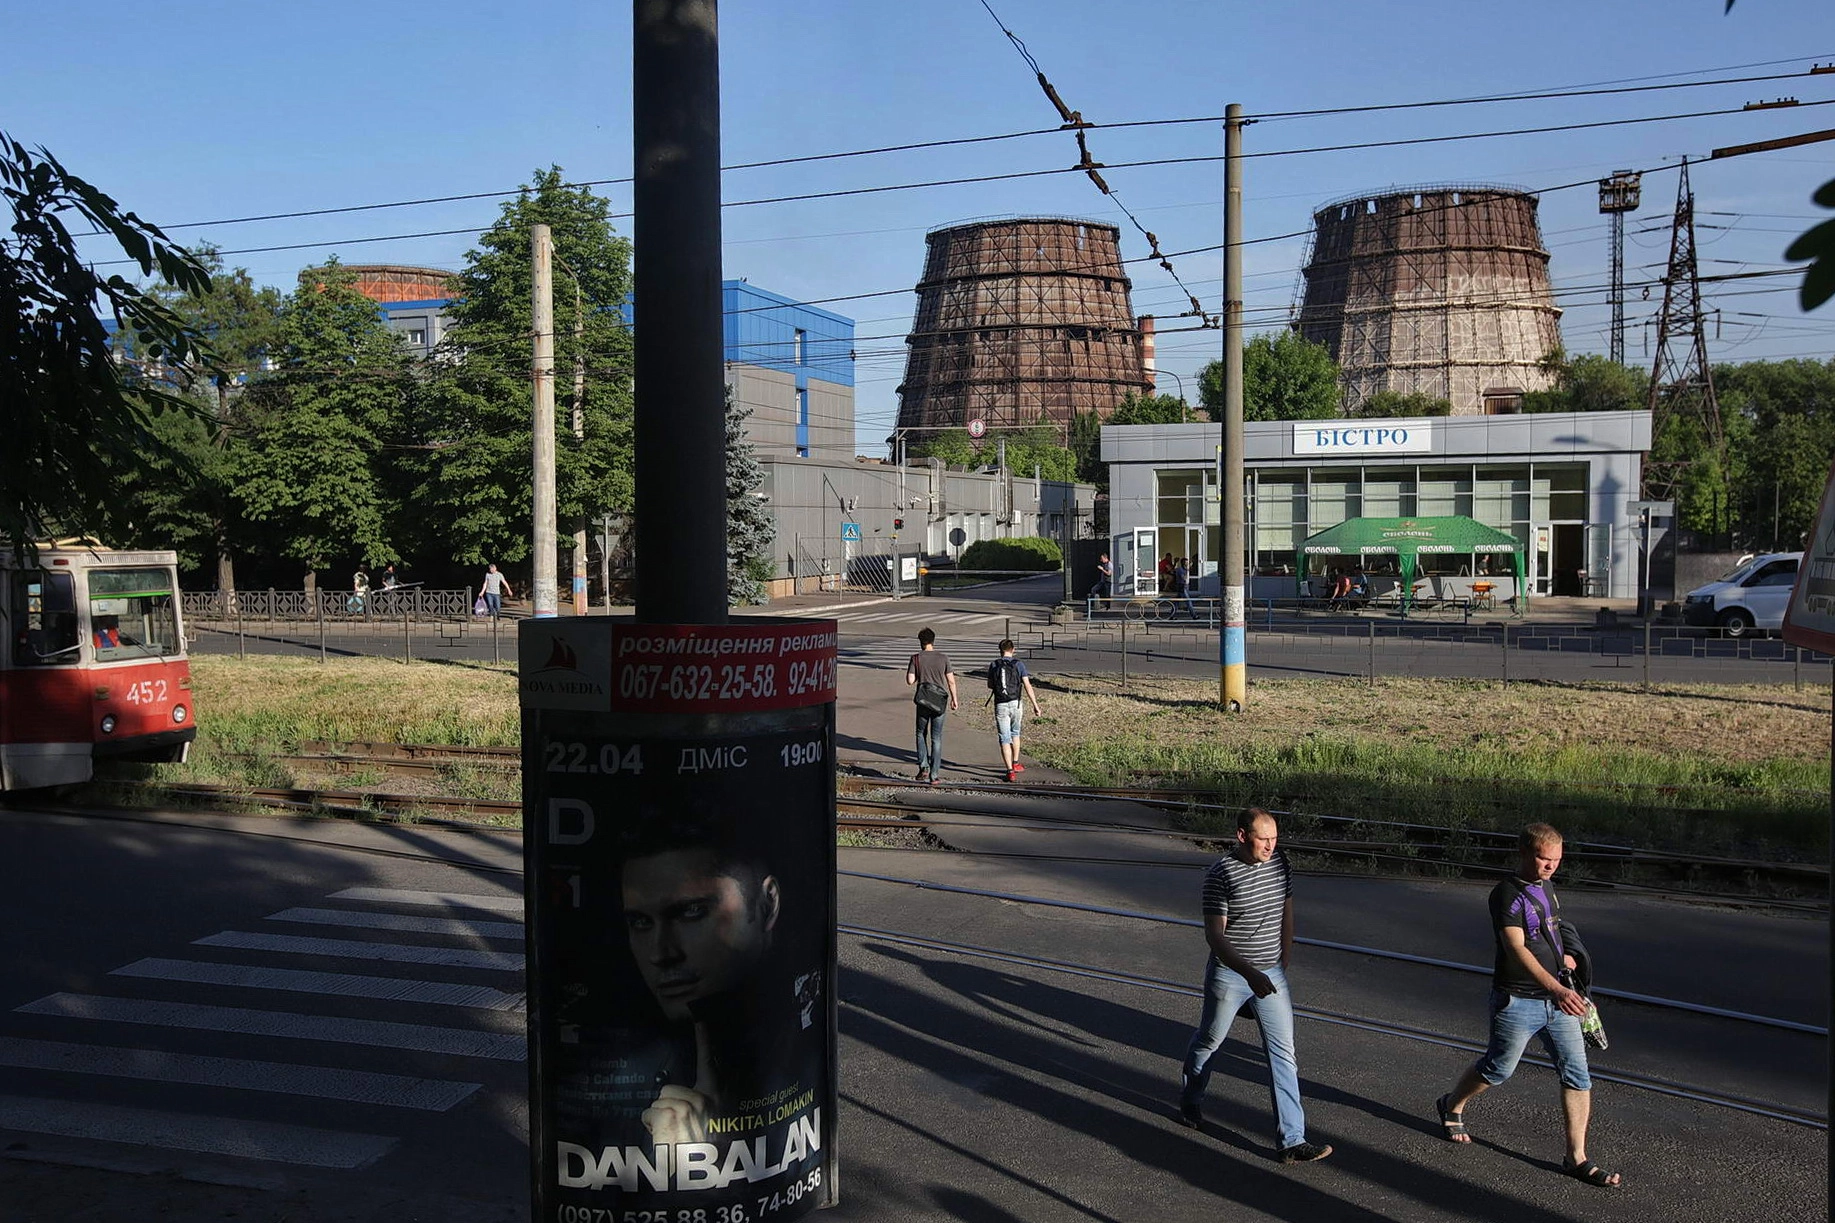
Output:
[905, 626, 958, 784]
[1178, 807, 1333, 1165]
[986, 639, 1042, 782]
[1158, 552, 1175, 598]
[1174, 557, 1198, 619]
[1435, 822, 1619, 1188]
[1090, 553, 1113, 603]
[480, 563, 513, 618]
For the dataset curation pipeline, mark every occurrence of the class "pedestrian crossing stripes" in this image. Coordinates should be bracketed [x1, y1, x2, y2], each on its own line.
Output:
[0, 1094, 397, 1169]
[112, 958, 525, 1011]
[0, 1036, 479, 1110]
[3, 883, 529, 1176]
[830, 609, 1016, 627]
[266, 906, 523, 941]
[17, 993, 527, 1060]
[193, 929, 525, 971]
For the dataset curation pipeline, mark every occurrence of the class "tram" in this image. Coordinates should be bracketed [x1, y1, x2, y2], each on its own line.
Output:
[0, 542, 195, 790]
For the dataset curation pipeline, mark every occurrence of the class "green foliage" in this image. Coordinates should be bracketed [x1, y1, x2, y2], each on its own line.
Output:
[1719, 356, 1835, 549]
[1784, 177, 1835, 312]
[1201, 330, 1341, 422]
[991, 427, 1077, 482]
[1, 132, 220, 557]
[1521, 351, 1647, 414]
[725, 389, 774, 605]
[906, 429, 977, 469]
[406, 167, 634, 566]
[233, 260, 411, 572]
[1353, 390, 1454, 418]
[1109, 392, 1187, 425]
[959, 536, 1061, 571]
[1068, 410, 1106, 487]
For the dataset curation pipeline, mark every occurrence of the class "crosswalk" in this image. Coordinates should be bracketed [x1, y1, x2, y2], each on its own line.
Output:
[828, 607, 1024, 632]
[838, 634, 1017, 672]
[2, 884, 528, 1173]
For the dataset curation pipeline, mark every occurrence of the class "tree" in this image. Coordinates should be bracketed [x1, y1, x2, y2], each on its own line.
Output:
[725, 390, 774, 605]
[232, 260, 412, 581]
[905, 428, 977, 469]
[1108, 392, 1187, 426]
[988, 427, 1077, 482]
[1, 132, 217, 557]
[1067, 409, 1106, 487]
[407, 168, 634, 567]
[1520, 350, 1647, 414]
[1352, 390, 1453, 418]
[120, 244, 285, 588]
[1200, 330, 1341, 421]
[1719, 357, 1835, 549]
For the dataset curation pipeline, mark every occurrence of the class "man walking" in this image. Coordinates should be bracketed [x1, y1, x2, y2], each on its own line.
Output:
[1435, 823, 1619, 1187]
[1179, 808, 1332, 1164]
[904, 627, 958, 784]
[480, 563, 513, 618]
[986, 639, 1042, 783]
[1090, 552, 1113, 604]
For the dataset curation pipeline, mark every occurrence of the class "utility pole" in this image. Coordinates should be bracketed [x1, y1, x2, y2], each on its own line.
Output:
[1597, 170, 1641, 366]
[1220, 102, 1247, 711]
[531, 222, 559, 618]
[570, 275, 589, 614]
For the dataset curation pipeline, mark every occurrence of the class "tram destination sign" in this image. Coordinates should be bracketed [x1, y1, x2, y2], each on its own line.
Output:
[1783, 461, 1835, 656]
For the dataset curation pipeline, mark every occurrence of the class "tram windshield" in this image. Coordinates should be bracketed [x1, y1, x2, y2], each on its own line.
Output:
[10, 570, 80, 665]
[88, 568, 181, 660]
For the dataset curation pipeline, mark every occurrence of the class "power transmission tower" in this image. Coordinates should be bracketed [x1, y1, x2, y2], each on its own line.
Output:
[1597, 170, 1641, 366]
[1642, 159, 1724, 517]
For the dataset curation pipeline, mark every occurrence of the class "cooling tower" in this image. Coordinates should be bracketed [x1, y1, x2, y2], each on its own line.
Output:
[1296, 185, 1563, 415]
[895, 217, 1151, 435]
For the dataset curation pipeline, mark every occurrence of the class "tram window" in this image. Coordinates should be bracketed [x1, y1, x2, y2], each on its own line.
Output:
[88, 569, 179, 659]
[11, 571, 79, 665]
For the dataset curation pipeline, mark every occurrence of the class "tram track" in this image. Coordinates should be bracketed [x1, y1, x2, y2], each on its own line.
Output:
[100, 761, 1830, 911]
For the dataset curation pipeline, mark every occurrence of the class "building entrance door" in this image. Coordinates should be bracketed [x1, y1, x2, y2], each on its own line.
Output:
[1531, 524, 1552, 596]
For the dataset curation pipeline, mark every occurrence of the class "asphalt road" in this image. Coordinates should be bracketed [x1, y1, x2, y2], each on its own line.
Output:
[0, 803, 1823, 1222]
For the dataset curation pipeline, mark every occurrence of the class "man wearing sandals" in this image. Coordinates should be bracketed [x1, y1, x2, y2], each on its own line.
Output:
[1436, 823, 1621, 1188]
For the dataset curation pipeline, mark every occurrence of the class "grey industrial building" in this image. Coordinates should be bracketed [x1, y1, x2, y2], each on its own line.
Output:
[758, 455, 1095, 599]
[1102, 410, 1653, 602]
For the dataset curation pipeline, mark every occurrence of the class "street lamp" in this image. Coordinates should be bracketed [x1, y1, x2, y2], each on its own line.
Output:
[1154, 368, 1191, 424]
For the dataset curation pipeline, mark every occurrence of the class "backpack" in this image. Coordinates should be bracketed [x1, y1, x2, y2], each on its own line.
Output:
[988, 656, 1023, 702]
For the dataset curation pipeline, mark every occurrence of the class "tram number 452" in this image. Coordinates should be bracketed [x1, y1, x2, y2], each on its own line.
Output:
[123, 679, 169, 705]
[543, 742, 645, 775]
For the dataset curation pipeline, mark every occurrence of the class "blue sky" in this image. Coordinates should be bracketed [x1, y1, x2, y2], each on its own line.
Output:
[8, 0, 1834, 453]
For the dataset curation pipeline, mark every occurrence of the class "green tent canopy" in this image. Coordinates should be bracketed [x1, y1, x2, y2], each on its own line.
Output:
[1297, 515, 1525, 608]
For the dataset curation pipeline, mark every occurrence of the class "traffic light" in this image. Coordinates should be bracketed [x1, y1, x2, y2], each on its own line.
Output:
[893, 517, 904, 531]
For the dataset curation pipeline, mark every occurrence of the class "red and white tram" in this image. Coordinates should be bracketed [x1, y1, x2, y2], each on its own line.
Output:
[0, 543, 195, 790]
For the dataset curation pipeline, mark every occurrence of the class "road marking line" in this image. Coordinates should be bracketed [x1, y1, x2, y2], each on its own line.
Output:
[0, 1036, 479, 1111]
[328, 887, 522, 913]
[113, 959, 524, 1011]
[16, 994, 526, 1061]
[0, 1093, 397, 1169]
[267, 906, 523, 940]
[194, 931, 523, 972]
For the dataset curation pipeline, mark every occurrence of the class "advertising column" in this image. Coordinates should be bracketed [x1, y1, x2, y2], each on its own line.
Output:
[521, 617, 840, 1223]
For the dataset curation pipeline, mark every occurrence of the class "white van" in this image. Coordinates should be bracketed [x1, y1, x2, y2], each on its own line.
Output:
[1680, 552, 1802, 637]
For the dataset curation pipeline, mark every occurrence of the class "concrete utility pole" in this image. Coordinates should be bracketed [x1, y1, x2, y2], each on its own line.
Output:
[571, 276, 589, 614]
[531, 222, 559, 619]
[633, 0, 728, 623]
[1220, 102, 1247, 711]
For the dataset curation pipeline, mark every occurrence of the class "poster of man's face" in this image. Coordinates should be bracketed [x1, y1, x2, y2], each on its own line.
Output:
[621, 847, 781, 1022]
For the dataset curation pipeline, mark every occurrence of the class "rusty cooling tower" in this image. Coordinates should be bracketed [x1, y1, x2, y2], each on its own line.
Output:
[1297, 186, 1563, 415]
[895, 217, 1150, 435]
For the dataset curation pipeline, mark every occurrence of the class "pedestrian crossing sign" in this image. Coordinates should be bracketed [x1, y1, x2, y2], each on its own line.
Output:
[841, 522, 862, 541]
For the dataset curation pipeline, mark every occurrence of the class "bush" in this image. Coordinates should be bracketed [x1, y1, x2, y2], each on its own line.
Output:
[958, 537, 1062, 572]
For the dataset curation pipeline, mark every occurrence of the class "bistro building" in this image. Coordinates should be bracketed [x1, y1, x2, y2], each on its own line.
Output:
[1101, 409, 1652, 602]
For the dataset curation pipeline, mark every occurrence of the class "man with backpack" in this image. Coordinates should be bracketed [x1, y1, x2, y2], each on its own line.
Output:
[986, 639, 1042, 783]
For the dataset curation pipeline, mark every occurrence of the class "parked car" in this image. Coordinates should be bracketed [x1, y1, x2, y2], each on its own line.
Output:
[1680, 551, 1803, 637]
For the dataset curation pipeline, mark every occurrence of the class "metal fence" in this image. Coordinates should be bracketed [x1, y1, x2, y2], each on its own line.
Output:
[182, 589, 513, 665]
[1012, 599, 1832, 689]
[791, 537, 909, 599]
[183, 588, 473, 623]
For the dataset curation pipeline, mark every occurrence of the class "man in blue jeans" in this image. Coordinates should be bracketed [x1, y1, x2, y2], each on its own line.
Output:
[904, 627, 958, 783]
[1436, 823, 1620, 1187]
[1178, 807, 1332, 1164]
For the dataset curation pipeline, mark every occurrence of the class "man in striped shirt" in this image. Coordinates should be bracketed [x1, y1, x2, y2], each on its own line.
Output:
[1177, 808, 1333, 1164]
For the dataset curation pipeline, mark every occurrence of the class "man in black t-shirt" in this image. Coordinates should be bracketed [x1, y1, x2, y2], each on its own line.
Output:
[1435, 823, 1620, 1188]
[904, 627, 958, 784]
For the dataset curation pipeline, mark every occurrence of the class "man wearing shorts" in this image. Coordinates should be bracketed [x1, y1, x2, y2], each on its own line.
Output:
[1435, 822, 1620, 1188]
[986, 639, 1041, 783]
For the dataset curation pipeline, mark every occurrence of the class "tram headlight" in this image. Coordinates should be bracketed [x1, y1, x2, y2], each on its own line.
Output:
[100, 715, 116, 735]
[172, 704, 188, 725]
